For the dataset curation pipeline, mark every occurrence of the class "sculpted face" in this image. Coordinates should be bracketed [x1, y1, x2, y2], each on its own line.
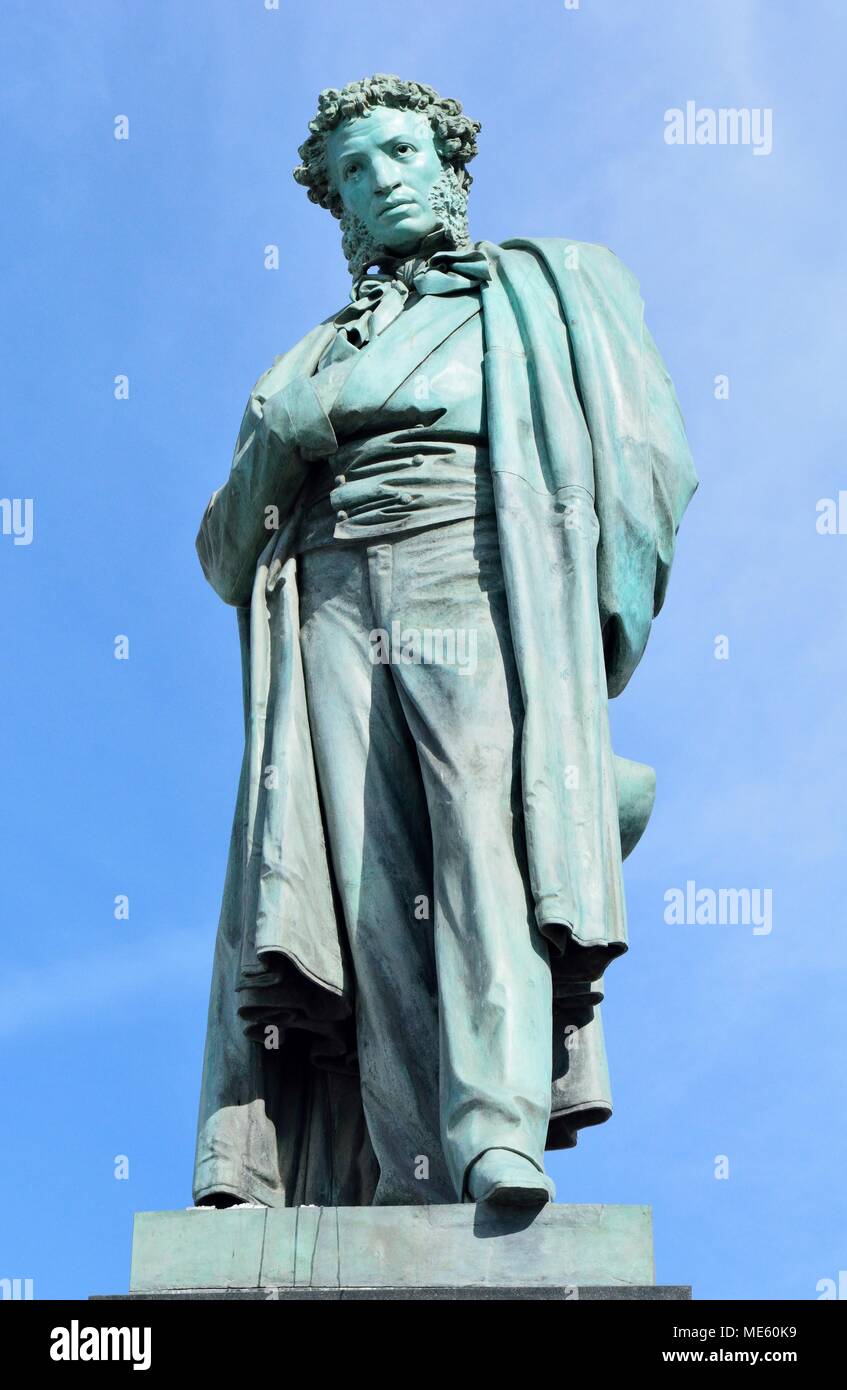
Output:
[326, 106, 444, 254]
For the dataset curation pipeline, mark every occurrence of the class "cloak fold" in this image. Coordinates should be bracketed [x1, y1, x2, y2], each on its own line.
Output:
[193, 238, 696, 1206]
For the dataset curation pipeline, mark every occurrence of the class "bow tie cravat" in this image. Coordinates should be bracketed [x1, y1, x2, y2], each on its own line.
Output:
[320, 234, 491, 369]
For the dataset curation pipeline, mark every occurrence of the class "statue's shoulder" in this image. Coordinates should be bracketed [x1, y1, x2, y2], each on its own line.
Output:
[248, 312, 340, 403]
[498, 235, 615, 258]
[495, 236, 637, 286]
[485, 238, 643, 318]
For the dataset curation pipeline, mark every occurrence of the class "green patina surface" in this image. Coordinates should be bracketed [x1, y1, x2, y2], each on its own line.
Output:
[131, 1205, 656, 1293]
[191, 75, 697, 1217]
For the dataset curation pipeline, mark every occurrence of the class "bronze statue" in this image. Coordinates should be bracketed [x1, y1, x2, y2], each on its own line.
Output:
[193, 75, 697, 1210]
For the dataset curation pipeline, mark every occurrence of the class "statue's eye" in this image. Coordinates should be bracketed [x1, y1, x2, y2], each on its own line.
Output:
[395, 143, 415, 156]
[344, 162, 361, 180]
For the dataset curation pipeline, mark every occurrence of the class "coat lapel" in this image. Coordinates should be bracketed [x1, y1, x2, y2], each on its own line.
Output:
[329, 291, 481, 428]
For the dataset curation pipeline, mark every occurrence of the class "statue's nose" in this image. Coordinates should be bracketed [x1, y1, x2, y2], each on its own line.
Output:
[372, 159, 401, 197]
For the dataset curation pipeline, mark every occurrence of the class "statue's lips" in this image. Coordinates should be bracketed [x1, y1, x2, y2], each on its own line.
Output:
[379, 200, 416, 218]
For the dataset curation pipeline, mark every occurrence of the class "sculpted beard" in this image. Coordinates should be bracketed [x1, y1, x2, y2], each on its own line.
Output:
[340, 165, 471, 280]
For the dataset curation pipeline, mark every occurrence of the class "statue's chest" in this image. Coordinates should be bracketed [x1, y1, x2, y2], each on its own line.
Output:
[325, 291, 485, 439]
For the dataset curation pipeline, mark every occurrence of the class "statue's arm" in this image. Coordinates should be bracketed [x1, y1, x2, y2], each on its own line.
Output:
[196, 366, 339, 607]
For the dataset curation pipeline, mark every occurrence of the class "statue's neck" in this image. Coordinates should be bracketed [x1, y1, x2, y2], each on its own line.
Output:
[376, 224, 453, 275]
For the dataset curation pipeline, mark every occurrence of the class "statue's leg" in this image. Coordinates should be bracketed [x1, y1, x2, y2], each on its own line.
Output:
[379, 514, 555, 1201]
[298, 540, 456, 1205]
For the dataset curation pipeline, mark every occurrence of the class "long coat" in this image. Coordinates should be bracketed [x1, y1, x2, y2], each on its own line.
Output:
[192, 238, 697, 1207]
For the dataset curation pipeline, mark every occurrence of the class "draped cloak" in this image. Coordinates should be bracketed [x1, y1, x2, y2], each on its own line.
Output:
[192, 238, 698, 1207]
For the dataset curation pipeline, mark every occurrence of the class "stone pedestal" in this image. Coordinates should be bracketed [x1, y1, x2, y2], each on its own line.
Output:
[99, 1203, 690, 1300]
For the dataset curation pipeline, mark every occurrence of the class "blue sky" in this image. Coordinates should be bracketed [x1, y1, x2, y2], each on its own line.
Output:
[1, 0, 845, 1300]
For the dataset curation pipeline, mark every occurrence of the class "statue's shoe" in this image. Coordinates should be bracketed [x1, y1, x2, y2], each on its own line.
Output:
[466, 1150, 556, 1206]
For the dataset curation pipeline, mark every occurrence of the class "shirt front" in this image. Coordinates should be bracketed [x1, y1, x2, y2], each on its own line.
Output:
[295, 284, 492, 551]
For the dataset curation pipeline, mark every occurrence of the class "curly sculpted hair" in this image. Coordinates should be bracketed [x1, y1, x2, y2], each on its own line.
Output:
[293, 73, 481, 218]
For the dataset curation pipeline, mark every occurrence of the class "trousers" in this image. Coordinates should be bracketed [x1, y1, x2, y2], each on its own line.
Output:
[297, 512, 554, 1204]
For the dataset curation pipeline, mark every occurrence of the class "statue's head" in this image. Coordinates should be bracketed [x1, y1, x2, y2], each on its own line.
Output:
[294, 74, 481, 279]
